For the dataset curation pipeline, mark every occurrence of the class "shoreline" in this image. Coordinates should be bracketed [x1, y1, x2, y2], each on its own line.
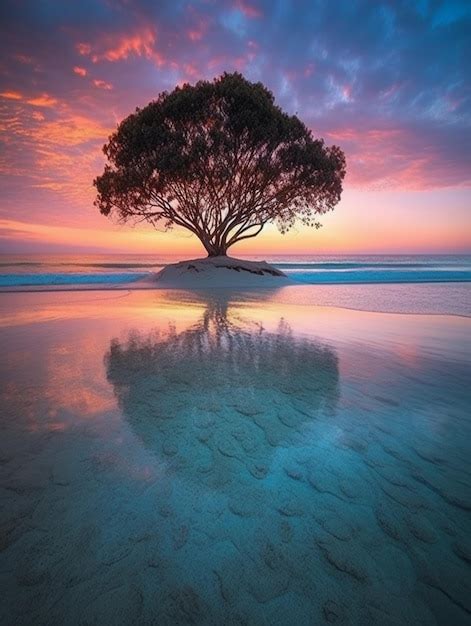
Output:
[0, 282, 470, 319]
[1, 278, 470, 294]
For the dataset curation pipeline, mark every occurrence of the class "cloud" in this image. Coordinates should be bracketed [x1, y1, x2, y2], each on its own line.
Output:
[0, 90, 112, 220]
[0, 91, 22, 100]
[1, 91, 58, 108]
[320, 121, 471, 190]
[0, 0, 469, 252]
[77, 43, 91, 56]
[78, 26, 164, 66]
[234, 0, 262, 19]
[93, 79, 113, 90]
[26, 94, 58, 107]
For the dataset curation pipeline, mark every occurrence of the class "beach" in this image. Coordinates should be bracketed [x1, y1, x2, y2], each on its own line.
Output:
[1, 280, 470, 624]
[2, 0, 470, 622]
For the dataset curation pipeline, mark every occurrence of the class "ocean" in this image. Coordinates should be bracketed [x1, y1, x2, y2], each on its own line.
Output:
[0, 253, 470, 287]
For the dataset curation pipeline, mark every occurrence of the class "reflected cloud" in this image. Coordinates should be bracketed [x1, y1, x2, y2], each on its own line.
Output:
[105, 295, 339, 486]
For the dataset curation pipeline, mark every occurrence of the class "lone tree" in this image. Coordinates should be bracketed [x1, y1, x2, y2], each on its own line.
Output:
[94, 73, 346, 257]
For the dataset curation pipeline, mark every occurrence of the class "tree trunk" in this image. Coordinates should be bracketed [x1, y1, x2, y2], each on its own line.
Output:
[207, 247, 228, 257]
[197, 229, 230, 257]
[202, 239, 228, 257]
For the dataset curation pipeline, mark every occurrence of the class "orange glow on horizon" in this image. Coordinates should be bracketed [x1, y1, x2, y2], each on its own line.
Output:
[1, 205, 470, 255]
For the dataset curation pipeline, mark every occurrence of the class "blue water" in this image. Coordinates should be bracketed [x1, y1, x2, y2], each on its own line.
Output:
[0, 289, 470, 624]
[0, 254, 470, 287]
[0, 272, 142, 286]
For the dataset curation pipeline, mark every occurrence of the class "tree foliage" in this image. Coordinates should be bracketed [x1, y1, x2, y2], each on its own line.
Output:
[94, 72, 346, 256]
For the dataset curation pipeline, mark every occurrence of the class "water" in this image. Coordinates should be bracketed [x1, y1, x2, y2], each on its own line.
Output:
[1, 289, 470, 625]
[0, 253, 470, 287]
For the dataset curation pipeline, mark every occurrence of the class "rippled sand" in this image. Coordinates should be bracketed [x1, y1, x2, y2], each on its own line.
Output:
[1, 289, 470, 625]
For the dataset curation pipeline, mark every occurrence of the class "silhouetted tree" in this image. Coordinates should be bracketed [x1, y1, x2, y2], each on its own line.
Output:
[94, 73, 346, 257]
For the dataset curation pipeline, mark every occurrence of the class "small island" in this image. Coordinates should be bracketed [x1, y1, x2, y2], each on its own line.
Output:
[153, 255, 290, 288]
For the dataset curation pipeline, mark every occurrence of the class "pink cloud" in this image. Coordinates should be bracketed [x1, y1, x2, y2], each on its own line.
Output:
[234, 0, 262, 18]
[79, 27, 165, 66]
[1, 91, 57, 107]
[93, 79, 113, 90]
[73, 66, 87, 76]
[77, 42, 91, 56]
[342, 85, 353, 101]
[99, 28, 155, 62]
[323, 126, 470, 191]
[0, 91, 23, 100]
[188, 30, 201, 42]
[186, 15, 210, 42]
[26, 94, 58, 107]
[188, 29, 203, 42]
[181, 65, 198, 79]
[0, 90, 112, 210]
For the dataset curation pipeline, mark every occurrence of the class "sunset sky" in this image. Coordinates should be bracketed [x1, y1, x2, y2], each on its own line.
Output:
[0, 0, 470, 256]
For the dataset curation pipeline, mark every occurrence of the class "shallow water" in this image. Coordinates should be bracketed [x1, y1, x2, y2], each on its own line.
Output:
[1, 289, 470, 625]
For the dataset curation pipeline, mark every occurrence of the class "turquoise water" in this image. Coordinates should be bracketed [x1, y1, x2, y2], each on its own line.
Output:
[1, 288, 470, 624]
[0, 253, 470, 287]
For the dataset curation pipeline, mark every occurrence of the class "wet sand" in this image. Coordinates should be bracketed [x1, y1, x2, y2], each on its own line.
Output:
[1, 288, 470, 624]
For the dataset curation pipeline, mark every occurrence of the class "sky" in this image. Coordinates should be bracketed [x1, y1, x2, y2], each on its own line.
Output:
[0, 0, 470, 256]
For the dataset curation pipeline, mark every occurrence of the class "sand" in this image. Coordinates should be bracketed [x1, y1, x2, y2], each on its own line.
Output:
[1, 289, 470, 624]
[151, 256, 293, 288]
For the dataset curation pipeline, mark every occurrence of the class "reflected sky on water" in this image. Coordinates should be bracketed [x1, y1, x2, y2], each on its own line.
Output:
[1, 288, 470, 624]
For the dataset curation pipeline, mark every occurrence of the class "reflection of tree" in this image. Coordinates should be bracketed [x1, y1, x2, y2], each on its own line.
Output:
[105, 297, 339, 487]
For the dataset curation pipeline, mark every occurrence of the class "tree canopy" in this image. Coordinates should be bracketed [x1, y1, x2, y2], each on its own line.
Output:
[94, 72, 346, 257]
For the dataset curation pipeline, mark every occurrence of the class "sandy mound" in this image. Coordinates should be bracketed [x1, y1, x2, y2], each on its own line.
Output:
[152, 256, 291, 289]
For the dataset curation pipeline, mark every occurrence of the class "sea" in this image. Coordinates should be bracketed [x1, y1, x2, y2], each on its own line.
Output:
[1, 252, 469, 317]
[0, 253, 470, 286]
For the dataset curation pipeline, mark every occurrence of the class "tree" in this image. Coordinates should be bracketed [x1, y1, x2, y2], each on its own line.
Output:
[94, 72, 346, 257]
